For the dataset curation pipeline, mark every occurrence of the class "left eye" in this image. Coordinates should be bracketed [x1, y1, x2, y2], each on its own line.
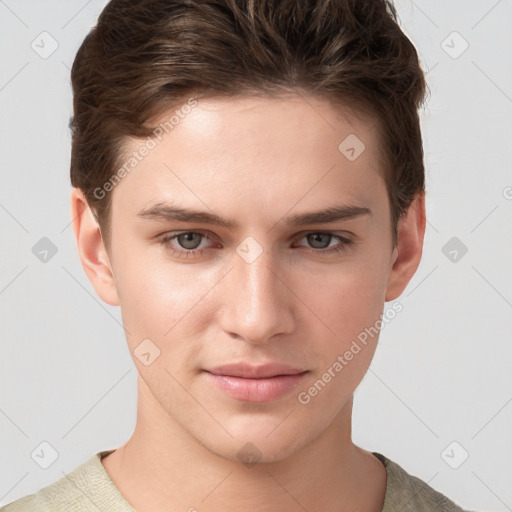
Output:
[159, 231, 352, 258]
[302, 232, 339, 249]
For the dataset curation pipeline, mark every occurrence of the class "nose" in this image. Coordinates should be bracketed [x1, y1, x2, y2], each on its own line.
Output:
[217, 245, 294, 346]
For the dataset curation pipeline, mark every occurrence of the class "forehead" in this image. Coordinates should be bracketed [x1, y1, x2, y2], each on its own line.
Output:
[112, 93, 385, 220]
[152, 92, 378, 150]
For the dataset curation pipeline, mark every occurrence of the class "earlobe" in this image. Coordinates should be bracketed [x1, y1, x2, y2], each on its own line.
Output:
[70, 188, 120, 306]
[385, 192, 426, 302]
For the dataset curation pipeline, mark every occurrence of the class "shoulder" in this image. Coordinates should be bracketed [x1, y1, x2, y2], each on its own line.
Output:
[0, 450, 134, 512]
[373, 452, 472, 512]
[0, 493, 45, 512]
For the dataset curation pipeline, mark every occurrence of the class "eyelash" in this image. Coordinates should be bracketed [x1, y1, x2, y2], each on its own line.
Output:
[158, 231, 352, 259]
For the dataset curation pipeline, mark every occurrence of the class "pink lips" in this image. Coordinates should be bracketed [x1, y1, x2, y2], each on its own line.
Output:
[204, 363, 308, 403]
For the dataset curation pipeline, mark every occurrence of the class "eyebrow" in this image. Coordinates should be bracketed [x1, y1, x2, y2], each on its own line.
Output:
[137, 201, 372, 228]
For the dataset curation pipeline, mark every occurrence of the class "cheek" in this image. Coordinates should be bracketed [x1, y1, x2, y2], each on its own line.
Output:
[295, 261, 386, 413]
[112, 250, 212, 345]
[304, 256, 389, 342]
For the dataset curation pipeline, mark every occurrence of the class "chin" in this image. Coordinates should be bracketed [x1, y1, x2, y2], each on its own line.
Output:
[193, 415, 314, 465]
[219, 436, 307, 466]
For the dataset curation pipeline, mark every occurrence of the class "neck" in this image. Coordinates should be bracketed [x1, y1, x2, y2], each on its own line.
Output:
[101, 377, 386, 512]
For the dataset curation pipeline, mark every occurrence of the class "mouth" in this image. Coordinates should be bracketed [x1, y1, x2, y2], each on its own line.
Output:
[203, 363, 309, 403]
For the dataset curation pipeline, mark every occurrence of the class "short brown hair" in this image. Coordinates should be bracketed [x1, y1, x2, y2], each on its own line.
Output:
[70, 0, 428, 250]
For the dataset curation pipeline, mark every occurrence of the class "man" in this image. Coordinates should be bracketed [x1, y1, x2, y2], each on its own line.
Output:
[1, 0, 470, 510]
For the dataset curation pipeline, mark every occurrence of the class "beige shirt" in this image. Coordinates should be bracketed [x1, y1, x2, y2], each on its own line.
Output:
[1, 450, 470, 511]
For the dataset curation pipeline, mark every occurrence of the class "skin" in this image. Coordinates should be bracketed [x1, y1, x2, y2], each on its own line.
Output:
[71, 92, 425, 512]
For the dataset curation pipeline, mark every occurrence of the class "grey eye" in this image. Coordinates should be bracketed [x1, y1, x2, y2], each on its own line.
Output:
[306, 233, 333, 249]
[176, 233, 203, 250]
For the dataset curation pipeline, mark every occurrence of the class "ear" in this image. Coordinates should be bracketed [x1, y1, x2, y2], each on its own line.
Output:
[70, 188, 120, 306]
[385, 192, 426, 301]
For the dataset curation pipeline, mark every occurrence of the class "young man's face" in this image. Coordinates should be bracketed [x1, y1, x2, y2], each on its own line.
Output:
[74, 93, 423, 463]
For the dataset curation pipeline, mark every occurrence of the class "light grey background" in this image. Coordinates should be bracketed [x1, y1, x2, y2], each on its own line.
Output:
[1, 0, 511, 510]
